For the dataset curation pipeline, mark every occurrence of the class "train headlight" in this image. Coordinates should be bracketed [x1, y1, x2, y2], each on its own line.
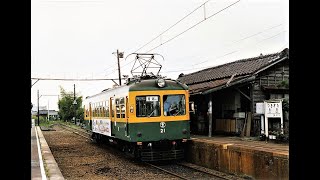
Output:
[137, 132, 142, 137]
[157, 78, 166, 88]
[182, 129, 187, 134]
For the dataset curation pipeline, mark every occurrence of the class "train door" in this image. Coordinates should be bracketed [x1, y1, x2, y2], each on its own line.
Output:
[110, 97, 115, 136]
[126, 96, 129, 136]
[89, 102, 92, 130]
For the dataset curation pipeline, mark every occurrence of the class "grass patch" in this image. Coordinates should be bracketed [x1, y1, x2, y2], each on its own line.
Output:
[42, 155, 50, 179]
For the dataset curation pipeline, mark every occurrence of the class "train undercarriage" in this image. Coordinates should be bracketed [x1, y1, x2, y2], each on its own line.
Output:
[92, 132, 187, 161]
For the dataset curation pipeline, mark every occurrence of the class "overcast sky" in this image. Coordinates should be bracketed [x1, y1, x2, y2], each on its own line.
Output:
[31, 0, 289, 111]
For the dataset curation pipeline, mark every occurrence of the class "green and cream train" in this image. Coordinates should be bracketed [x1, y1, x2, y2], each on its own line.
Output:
[83, 76, 192, 161]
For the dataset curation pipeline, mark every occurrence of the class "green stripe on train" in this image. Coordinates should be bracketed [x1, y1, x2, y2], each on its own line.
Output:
[112, 120, 190, 142]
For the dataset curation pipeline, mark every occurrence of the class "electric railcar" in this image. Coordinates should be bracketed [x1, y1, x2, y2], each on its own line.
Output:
[83, 75, 192, 161]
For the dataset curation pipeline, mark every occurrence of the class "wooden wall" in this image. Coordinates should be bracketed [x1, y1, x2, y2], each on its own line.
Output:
[251, 58, 289, 135]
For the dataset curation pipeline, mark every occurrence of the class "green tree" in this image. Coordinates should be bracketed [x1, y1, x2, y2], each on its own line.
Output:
[58, 86, 84, 122]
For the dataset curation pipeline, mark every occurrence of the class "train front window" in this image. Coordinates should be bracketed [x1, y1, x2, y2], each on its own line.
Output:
[163, 95, 186, 116]
[136, 96, 160, 117]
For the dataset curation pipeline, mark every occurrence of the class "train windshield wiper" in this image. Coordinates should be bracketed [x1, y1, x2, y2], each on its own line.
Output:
[174, 110, 181, 116]
[148, 109, 155, 117]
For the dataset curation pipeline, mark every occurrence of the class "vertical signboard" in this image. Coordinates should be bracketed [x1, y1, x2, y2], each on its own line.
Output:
[265, 102, 282, 118]
[264, 100, 283, 137]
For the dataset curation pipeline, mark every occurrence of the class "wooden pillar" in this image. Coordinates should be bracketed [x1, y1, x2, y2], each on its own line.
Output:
[208, 93, 213, 137]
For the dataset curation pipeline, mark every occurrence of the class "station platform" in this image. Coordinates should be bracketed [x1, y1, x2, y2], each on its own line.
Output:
[186, 135, 289, 179]
[31, 122, 64, 180]
[32, 120, 288, 179]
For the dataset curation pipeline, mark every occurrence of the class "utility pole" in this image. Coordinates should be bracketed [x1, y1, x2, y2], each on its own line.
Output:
[47, 100, 49, 121]
[73, 84, 77, 124]
[112, 50, 124, 86]
[74, 84, 75, 102]
[117, 49, 122, 86]
[37, 90, 40, 126]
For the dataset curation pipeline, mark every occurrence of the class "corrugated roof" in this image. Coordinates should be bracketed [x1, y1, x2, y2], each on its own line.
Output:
[178, 48, 288, 85]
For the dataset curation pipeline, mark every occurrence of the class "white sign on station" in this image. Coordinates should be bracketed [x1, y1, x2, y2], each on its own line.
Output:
[265, 102, 282, 118]
[256, 102, 264, 114]
[263, 99, 284, 137]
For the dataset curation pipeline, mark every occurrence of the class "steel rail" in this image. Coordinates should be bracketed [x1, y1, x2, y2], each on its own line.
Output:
[144, 162, 189, 180]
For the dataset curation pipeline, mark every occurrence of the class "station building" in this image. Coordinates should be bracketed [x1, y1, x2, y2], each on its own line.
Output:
[178, 48, 289, 139]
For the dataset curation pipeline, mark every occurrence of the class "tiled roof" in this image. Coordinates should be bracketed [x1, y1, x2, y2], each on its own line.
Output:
[187, 75, 249, 94]
[178, 48, 288, 85]
[177, 48, 289, 94]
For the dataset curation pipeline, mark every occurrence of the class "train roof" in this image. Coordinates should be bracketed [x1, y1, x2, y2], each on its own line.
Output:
[85, 77, 188, 100]
[128, 78, 188, 91]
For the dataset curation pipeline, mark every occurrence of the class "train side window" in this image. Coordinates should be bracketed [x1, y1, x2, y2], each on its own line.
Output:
[116, 98, 120, 118]
[121, 105, 125, 118]
[120, 97, 125, 118]
[97, 103, 101, 117]
[95, 103, 98, 117]
[136, 96, 160, 117]
[100, 102, 103, 117]
[85, 104, 88, 117]
[102, 107, 105, 117]
[92, 103, 95, 117]
[105, 100, 110, 117]
[84, 105, 87, 117]
[115, 98, 125, 118]
[110, 98, 115, 117]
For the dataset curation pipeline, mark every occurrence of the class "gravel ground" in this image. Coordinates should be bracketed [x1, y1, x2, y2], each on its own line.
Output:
[42, 125, 178, 180]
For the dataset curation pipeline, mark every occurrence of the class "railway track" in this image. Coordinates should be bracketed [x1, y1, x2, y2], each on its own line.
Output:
[57, 123, 93, 141]
[55, 123, 247, 180]
[145, 161, 243, 180]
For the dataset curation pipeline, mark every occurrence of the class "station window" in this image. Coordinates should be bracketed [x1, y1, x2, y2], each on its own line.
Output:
[163, 94, 186, 116]
[136, 96, 160, 117]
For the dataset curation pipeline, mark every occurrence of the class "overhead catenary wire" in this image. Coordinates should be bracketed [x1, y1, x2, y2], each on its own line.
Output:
[179, 22, 284, 65]
[106, 0, 213, 78]
[231, 23, 283, 44]
[145, 0, 241, 53]
[133, 0, 211, 53]
[99, 0, 213, 77]
[31, 77, 122, 81]
[277, 42, 289, 53]
[104, 0, 284, 79]
[205, 30, 287, 68]
[162, 30, 288, 74]
[111, 0, 240, 78]
[163, 22, 285, 67]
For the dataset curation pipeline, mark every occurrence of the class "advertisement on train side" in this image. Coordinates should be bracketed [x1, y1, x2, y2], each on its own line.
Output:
[92, 119, 111, 136]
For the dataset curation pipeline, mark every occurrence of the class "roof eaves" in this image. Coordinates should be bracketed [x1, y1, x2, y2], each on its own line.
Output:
[202, 75, 255, 95]
[182, 51, 281, 78]
[253, 56, 288, 75]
